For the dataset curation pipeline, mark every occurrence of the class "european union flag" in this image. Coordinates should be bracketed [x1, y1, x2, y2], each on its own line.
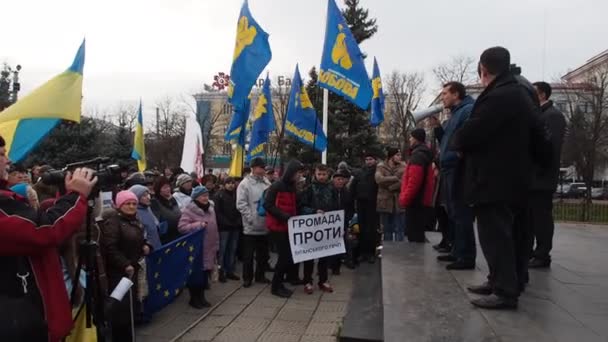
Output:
[370, 57, 385, 126]
[318, 0, 373, 110]
[285, 65, 327, 152]
[143, 230, 204, 315]
[247, 74, 275, 161]
[227, 0, 272, 111]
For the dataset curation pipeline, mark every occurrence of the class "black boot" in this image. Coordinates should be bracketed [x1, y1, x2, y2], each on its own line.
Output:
[219, 270, 227, 283]
[188, 287, 204, 309]
[200, 289, 212, 308]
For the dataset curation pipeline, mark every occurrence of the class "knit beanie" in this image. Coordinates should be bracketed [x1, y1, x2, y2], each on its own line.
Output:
[191, 185, 209, 200]
[129, 184, 149, 201]
[411, 128, 426, 143]
[176, 174, 193, 188]
[115, 190, 138, 208]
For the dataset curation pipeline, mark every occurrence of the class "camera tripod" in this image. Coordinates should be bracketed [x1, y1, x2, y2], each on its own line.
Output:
[70, 194, 111, 342]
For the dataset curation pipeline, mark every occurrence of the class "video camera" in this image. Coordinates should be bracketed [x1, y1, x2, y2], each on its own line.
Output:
[41, 157, 123, 193]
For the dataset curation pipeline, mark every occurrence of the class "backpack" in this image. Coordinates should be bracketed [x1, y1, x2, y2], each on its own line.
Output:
[257, 190, 267, 217]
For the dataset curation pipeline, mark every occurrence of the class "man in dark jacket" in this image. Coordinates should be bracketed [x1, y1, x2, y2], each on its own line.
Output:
[350, 152, 380, 263]
[529, 82, 566, 268]
[264, 159, 305, 298]
[432, 82, 476, 270]
[214, 177, 243, 282]
[0, 135, 98, 342]
[299, 164, 338, 294]
[450, 47, 535, 309]
[398, 129, 435, 243]
[331, 168, 354, 272]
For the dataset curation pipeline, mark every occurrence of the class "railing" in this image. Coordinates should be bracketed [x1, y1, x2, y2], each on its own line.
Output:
[553, 198, 608, 224]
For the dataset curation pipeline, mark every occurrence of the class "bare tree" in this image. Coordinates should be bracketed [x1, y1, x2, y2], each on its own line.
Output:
[433, 55, 477, 86]
[561, 65, 608, 210]
[180, 93, 224, 162]
[146, 96, 188, 169]
[269, 83, 291, 165]
[385, 71, 426, 150]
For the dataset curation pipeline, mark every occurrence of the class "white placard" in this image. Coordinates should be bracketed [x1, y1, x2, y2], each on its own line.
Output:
[110, 277, 133, 301]
[288, 210, 346, 263]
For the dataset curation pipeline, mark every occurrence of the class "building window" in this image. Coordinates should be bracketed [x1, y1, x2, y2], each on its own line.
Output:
[222, 103, 233, 115]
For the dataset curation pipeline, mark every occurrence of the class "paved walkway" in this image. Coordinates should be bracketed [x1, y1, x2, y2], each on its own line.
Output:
[383, 223, 608, 342]
[176, 268, 353, 342]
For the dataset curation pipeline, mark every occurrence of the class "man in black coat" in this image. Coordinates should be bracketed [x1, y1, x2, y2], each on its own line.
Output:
[529, 82, 566, 268]
[350, 152, 380, 264]
[450, 47, 535, 309]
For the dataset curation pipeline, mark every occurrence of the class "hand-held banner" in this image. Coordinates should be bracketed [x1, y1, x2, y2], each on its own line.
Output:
[288, 210, 346, 263]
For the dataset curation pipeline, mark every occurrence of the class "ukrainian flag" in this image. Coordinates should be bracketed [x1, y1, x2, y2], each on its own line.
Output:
[247, 74, 275, 161]
[227, 0, 272, 111]
[370, 57, 385, 127]
[131, 101, 146, 171]
[0, 40, 85, 162]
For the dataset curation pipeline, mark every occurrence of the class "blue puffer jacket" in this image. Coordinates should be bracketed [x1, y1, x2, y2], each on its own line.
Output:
[439, 95, 475, 169]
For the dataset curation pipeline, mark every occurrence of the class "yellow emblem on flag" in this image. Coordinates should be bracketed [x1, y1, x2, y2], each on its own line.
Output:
[233, 16, 257, 62]
[331, 24, 353, 70]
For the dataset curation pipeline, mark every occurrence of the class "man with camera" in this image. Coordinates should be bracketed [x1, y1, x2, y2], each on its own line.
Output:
[0, 135, 98, 341]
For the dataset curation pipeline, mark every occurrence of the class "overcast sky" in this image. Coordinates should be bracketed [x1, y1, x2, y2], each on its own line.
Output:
[2, 0, 607, 122]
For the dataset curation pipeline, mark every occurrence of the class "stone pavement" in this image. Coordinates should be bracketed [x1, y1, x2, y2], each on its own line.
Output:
[176, 268, 353, 342]
[136, 279, 241, 342]
[382, 223, 608, 342]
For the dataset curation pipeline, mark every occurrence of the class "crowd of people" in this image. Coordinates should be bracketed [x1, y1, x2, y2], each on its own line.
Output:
[0, 46, 567, 342]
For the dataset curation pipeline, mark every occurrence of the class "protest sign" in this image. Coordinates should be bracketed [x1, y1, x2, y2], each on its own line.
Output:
[288, 210, 346, 263]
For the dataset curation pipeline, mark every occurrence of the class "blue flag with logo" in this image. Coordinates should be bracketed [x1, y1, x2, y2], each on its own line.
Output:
[143, 230, 205, 315]
[225, 97, 251, 143]
[318, 0, 373, 110]
[370, 57, 385, 126]
[285, 65, 327, 152]
[248, 74, 275, 161]
[227, 0, 272, 111]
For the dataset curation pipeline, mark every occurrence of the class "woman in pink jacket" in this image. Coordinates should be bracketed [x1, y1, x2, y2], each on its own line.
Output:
[178, 186, 219, 309]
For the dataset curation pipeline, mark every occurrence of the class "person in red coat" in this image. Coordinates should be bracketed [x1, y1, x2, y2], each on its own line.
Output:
[399, 129, 436, 242]
[0, 135, 98, 342]
[264, 160, 305, 298]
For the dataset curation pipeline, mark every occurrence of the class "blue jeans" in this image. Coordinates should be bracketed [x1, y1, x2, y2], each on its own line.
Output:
[442, 168, 476, 263]
[381, 213, 405, 241]
[219, 230, 239, 274]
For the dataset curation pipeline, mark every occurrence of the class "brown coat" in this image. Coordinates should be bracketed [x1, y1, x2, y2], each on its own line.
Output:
[100, 211, 146, 283]
[375, 161, 406, 213]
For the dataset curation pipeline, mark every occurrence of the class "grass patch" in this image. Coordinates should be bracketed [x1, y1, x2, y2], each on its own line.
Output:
[553, 201, 608, 224]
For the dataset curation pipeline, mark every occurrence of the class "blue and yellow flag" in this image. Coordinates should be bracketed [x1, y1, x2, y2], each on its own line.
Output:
[227, 0, 272, 111]
[247, 74, 275, 161]
[318, 0, 372, 110]
[0, 40, 85, 162]
[370, 57, 385, 126]
[227, 99, 250, 177]
[285, 65, 327, 152]
[144, 230, 204, 315]
[131, 101, 146, 171]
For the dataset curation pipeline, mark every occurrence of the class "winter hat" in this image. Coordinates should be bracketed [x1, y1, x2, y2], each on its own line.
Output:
[411, 128, 426, 143]
[125, 172, 149, 188]
[250, 157, 266, 169]
[176, 174, 193, 188]
[191, 185, 209, 200]
[386, 147, 400, 160]
[129, 184, 149, 201]
[115, 190, 138, 208]
[333, 168, 351, 179]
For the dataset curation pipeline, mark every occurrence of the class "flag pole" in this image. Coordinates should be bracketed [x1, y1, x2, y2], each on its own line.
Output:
[322, 88, 329, 164]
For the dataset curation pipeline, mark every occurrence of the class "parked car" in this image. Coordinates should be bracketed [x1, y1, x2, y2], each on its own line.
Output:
[564, 183, 587, 199]
[591, 187, 608, 200]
